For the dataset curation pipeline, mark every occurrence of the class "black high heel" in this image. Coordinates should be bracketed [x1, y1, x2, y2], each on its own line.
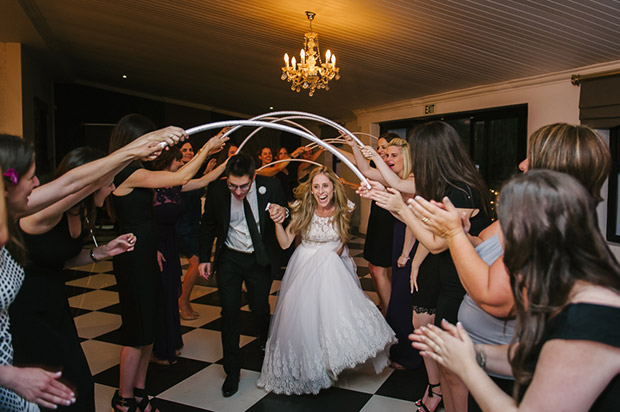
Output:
[111, 390, 137, 412]
[134, 387, 159, 412]
[417, 383, 443, 412]
[415, 382, 440, 406]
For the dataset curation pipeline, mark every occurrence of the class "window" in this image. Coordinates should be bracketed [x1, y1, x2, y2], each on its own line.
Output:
[380, 105, 527, 193]
[606, 126, 620, 242]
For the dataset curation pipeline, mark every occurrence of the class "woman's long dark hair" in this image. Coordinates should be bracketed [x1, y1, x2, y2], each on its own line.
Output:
[0, 134, 36, 264]
[108, 114, 156, 166]
[107, 114, 156, 221]
[408, 121, 490, 214]
[54, 147, 106, 233]
[499, 170, 620, 397]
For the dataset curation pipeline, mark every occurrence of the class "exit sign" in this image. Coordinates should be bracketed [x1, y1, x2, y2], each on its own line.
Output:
[424, 104, 435, 115]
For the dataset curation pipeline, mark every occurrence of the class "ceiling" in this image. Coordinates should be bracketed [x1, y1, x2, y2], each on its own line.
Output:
[3, 0, 620, 120]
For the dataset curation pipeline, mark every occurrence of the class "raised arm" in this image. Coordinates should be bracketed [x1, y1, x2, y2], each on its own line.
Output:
[182, 160, 228, 192]
[23, 127, 185, 219]
[115, 133, 228, 194]
[256, 161, 289, 177]
[371, 188, 455, 253]
[343, 136, 384, 182]
[361, 145, 416, 194]
[408, 196, 513, 317]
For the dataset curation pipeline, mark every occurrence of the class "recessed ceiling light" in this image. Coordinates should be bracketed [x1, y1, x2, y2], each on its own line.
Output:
[122, 74, 127, 79]
[269, 106, 274, 110]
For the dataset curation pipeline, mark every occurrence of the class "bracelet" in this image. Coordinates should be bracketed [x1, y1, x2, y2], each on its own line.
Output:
[90, 249, 100, 263]
[474, 343, 486, 369]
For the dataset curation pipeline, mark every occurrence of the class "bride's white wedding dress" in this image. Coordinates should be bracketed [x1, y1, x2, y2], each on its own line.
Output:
[257, 205, 396, 395]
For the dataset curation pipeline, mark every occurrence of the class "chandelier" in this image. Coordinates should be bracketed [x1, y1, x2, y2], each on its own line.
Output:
[281, 11, 340, 97]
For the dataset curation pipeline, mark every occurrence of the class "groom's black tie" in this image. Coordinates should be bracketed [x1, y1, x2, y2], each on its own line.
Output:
[243, 198, 269, 266]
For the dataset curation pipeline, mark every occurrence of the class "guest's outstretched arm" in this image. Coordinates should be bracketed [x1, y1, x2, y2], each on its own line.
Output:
[23, 127, 185, 218]
[116, 133, 228, 193]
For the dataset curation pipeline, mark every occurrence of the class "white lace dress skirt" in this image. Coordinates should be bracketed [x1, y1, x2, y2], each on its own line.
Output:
[257, 217, 396, 395]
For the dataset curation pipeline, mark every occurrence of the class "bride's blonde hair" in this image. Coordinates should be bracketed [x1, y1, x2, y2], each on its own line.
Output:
[289, 167, 351, 242]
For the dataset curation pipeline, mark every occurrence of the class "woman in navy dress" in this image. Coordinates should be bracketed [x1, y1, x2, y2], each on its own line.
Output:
[148, 147, 227, 365]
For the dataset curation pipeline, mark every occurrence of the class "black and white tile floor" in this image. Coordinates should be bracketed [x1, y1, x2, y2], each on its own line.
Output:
[67, 234, 432, 411]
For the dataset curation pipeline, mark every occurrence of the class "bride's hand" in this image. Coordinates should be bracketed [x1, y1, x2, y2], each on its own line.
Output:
[269, 204, 287, 224]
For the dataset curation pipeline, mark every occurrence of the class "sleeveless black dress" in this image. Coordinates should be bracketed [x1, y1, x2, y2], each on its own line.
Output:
[434, 183, 490, 325]
[363, 200, 394, 268]
[10, 214, 94, 411]
[522, 303, 620, 410]
[112, 164, 162, 346]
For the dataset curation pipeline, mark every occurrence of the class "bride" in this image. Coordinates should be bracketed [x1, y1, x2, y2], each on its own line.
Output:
[257, 166, 396, 395]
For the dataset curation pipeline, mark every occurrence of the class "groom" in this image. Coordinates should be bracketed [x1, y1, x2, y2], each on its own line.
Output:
[198, 152, 287, 397]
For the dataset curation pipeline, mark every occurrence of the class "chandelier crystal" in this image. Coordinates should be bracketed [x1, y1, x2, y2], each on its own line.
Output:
[281, 11, 340, 97]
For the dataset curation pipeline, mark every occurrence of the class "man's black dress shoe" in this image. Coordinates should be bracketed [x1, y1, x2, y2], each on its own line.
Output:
[222, 373, 240, 397]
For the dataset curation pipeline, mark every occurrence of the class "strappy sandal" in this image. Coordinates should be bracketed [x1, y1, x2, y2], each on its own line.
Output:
[415, 382, 440, 406]
[417, 383, 443, 412]
[134, 387, 160, 412]
[111, 390, 137, 412]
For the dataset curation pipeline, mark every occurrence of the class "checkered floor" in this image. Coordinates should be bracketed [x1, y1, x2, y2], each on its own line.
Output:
[66, 234, 431, 412]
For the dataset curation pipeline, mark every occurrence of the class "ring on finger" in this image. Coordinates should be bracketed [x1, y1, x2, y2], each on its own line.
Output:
[422, 216, 429, 223]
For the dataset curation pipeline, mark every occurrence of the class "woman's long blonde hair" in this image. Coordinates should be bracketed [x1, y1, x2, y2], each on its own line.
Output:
[289, 167, 351, 242]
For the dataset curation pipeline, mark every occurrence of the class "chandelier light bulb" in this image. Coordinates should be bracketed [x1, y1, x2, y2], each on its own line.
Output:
[284, 53, 289, 68]
[331, 54, 336, 66]
[300, 48, 305, 63]
[291, 56, 297, 70]
[326, 49, 331, 62]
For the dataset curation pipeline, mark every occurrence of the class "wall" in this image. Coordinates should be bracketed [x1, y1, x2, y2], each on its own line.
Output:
[0, 42, 22, 136]
[21, 45, 55, 175]
[352, 60, 620, 256]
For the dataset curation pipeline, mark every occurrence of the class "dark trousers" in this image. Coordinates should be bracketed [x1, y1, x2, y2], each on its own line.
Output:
[216, 248, 272, 375]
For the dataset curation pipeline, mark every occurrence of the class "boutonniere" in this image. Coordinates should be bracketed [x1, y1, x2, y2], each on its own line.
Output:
[258, 186, 267, 195]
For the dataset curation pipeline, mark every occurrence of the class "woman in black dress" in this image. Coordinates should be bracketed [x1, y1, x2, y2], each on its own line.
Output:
[412, 170, 620, 412]
[0, 131, 177, 411]
[11, 148, 139, 411]
[371, 121, 490, 412]
[108, 114, 227, 412]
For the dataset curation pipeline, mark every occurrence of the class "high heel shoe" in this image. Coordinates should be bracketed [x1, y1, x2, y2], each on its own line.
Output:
[134, 387, 159, 412]
[415, 382, 440, 406]
[111, 390, 137, 412]
[417, 383, 443, 412]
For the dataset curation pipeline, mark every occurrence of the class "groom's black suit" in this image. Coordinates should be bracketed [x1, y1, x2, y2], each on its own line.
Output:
[199, 174, 286, 376]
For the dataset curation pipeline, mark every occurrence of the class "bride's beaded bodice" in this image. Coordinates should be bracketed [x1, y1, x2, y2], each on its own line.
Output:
[300, 200, 355, 246]
[301, 214, 341, 246]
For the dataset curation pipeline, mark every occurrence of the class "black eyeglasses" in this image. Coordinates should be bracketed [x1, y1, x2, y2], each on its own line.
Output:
[227, 182, 252, 192]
